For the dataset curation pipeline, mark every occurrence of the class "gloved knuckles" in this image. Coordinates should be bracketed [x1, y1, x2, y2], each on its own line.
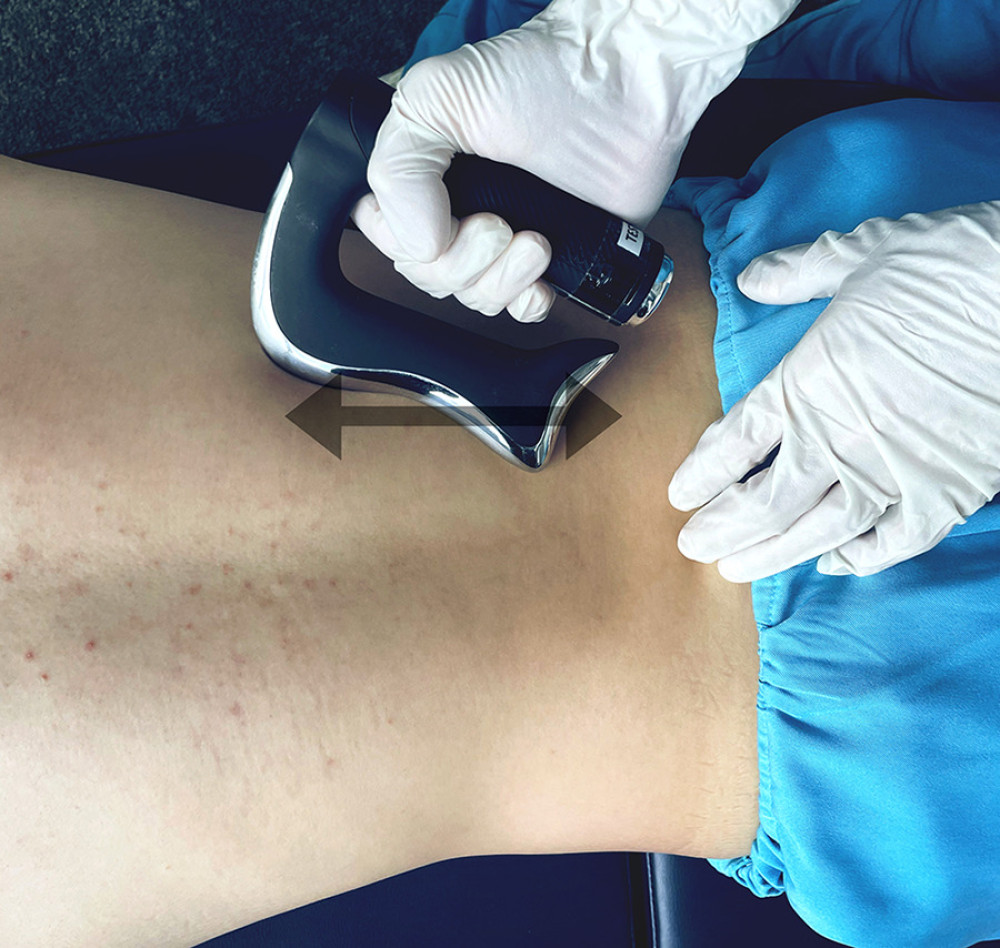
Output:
[394, 211, 514, 298]
[451, 229, 553, 318]
[353, 192, 555, 321]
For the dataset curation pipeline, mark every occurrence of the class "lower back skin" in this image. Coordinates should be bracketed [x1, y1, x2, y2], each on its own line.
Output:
[0, 156, 758, 947]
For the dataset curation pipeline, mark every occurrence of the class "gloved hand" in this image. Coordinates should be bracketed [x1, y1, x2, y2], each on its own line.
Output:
[353, 0, 800, 322]
[668, 200, 1000, 581]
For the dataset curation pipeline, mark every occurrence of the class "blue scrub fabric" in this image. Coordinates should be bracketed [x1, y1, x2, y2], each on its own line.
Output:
[741, 0, 1000, 101]
[403, 4, 1000, 945]
[666, 99, 1000, 948]
[402, 0, 545, 71]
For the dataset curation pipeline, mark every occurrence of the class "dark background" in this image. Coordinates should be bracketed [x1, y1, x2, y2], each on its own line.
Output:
[0, 0, 439, 155]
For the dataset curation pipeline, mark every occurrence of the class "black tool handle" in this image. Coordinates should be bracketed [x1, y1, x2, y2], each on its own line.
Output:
[345, 70, 667, 326]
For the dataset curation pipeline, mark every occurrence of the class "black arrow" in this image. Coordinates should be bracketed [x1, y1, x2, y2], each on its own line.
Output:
[286, 375, 622, 462]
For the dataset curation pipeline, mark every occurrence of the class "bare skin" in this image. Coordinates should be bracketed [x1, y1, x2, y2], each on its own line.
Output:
[0, 156, 758, 947]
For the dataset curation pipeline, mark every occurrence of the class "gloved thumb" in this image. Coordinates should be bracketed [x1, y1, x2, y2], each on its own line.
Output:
[737, 228, 859, 305]
[366, 96, 459, 263]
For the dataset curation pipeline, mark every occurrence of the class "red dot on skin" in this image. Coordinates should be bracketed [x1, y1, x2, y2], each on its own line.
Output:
[222, 563, 234, 575]
[95, 506, 104, 513]
[303, 578, 316, 590]
[230, 702, 244, 717]
[243, 580, 253, 590]
[3, 571, 13, 582]
[188, 584, 202, 595]
[328, 578, 337, 587]
[185, 622, 194, 630]
[25, 650, 35, 661]
[40, 673, 49, 681]
[85, 640, 97, 651]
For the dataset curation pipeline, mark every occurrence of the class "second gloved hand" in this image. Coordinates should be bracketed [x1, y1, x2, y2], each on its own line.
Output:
[669, 201, 1000, 581]
[354, 0, 799, 322]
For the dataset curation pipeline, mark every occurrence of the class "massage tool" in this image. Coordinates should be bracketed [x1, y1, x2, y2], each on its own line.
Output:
[251, 69, 673, 470]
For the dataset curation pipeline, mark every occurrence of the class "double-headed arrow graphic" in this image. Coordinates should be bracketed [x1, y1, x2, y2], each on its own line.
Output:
[287, 376, 622, 462]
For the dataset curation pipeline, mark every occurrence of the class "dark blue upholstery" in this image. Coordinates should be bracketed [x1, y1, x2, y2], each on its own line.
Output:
[199, 853, 646, 947]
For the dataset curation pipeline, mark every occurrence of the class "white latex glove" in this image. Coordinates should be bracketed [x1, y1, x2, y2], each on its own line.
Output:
[353, 0, 800, 322]
[668, 201, 1000, 581]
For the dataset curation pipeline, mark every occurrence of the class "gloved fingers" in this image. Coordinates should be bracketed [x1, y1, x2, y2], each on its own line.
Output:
[737, 227, 859, 305]
[354, 196, 514, 304]
[668, 373, 784, 511]
[508, 280, 557, 323]
[816, 502, 969, 577]
[351, 191, 461, 267]
[358, 195, 555, 320]
[395, 212, 514, 301]
[453, 229, 553, 318]
[676, 454, 840, 565]
[351, 192, 392, 252]
[365, 101, 457, 262]
[713, 481, 884, 583]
